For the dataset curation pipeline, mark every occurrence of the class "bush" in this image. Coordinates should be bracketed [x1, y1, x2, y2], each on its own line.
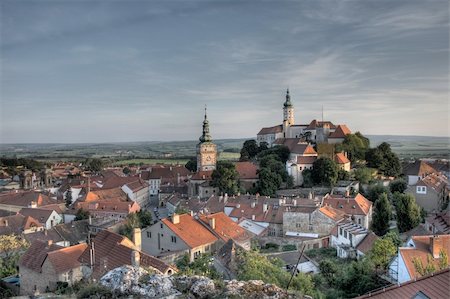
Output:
[76, 283, 113, 298]
[282, 244, 297, 251]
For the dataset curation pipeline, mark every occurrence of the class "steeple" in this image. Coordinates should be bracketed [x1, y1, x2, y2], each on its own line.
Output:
[283, 88, 293, 108]
[199, 105, 212, 143]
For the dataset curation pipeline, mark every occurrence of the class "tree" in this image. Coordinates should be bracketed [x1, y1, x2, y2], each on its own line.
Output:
[84, 158, 104, 173]
[354, 167, 373, 184]
[301, 169, 314, 188]
[137, 210, 153, 228]
[336, 132, 370, 162]
[65, 187, 73, 208]
[122, 167, 131, 175]
[383, 231, 401, 247]
[258, 145, 290, 164]
[75, 208, 90, 220]
[366, 184, 389, 202]
[438, 249, 448, 270]
[369, 238, 397, 270]
[394, 193, 421, 233]
[319, 259, 339, 285]
[185, 158, 197, 172]
[365, 142, 401, 177]
[257, 168, 282, 196]
[211, 161, 239, 195]
[371, 193, 392, 236]
[389, 179, 407, 194]
[412, 255, 436, 276]
[0, 235, 29, 278]
[338, 169, 350, 181]
[311, 158, 339, 186]
[240, 140, 260, 161]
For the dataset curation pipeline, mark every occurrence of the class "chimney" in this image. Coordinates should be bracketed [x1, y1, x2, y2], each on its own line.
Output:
[3, 220, 8, 226]
[345, 190, 350, 197]
[133, 228, 142, 251]
[190, 211, 194, 217]
[219, 195, 223, 202]
[47, 240, 53, 246]
[252, 215, 256, 221]
[224, 193, 228, 203]
[131, 250, 141, 267]
[263, 203, 268, 213]
[172, 214, 180, 225]
[430, 236, 443, 258]
[29, 201, 37, 208]
[236, 203, 240, 209]
[293, 199, 297, 206]
[209, 217, 216, 230]
[308, 191, 313, 200]
[170, 166, 173, 171]
[251, 201, 256, 208]
[44, 229, 48, 236]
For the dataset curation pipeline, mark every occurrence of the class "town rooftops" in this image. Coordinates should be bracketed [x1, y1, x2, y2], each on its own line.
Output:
[0, 191, 55, 207]
[257, 125, 283, 135]
[337, 220, 368, 235]
[416, 173, 448, 193]
[356, 232, 379, 254]
[235, 162, 258, 180]
[403, 160, 437, 176]
[328, 125, 351, 139]
[0, 214, 42, 235]
[296, 156, 317, 165]
[305, 119, 337, 130]
[198, 212, 251, 243]
[191, 170, 214, 181]
[77, 200, 140, 214]
[273, 139, 317, 155]
[318, 205, 346, 222]
[161, 214, 218, 248]
[399, 235, 450, 280]
[24, 220, 89, 245]
[124, 179, 149, 192]
[357, 268, 449, 299]
[335, 153, 350, 164]
[18, 208, 57, 224]
[323, 193, 372, 216]
[140, 165, 191, 181]
[425, 211, 450, 234]
[19, 240, 64, 272]
[46, 243, 88, 274]
[78, 229, 173, 279]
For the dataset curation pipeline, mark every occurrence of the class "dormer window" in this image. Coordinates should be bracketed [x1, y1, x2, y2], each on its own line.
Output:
[416, 186, 427, 194]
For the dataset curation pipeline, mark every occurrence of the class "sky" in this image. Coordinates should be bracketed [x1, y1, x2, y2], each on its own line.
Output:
[0, 0, 449, 143]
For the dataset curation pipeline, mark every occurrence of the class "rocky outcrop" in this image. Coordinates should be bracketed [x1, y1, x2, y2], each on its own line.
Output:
[100, 265, 301, 298]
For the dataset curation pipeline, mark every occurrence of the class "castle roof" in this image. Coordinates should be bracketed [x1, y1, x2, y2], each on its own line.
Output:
[257, 125, 283, 135]
[329, 125, 351, 139]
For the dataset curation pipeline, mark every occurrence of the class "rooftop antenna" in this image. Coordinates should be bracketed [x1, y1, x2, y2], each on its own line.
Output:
[321, 105, 324, 123]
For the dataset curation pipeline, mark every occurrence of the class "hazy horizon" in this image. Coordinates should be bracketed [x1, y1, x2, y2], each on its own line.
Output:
[1, 0, 449, 143]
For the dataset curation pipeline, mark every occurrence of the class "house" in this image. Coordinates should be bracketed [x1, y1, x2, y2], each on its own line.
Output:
[141, 213, 218, 262]
[121, 179, 150, 208]
[323, 193, 373, 229]
[327, 125, 351, 144]
[198, 212, 252, 250]
[24, 220, 89, 247]
[388, 235, 450, 284]
[355, 232, 379, 259]
[0, 191, 58, 212]
[357, 268, 449, 299]
[188, 170, 218, 198]
[234, 161, 259, 192]
[335, 152, 351, 172]
[0, 214, 43, 235]
[76, 200, 140, 220]
[331, 220, 372, 259]
[403, 160, 437, 186]
[19, 240, 87, 295]
[19, 208, 62, 229]
[407, 173, 448, 212]
[424, 210, 450, 234]
[140, 165, 191, 196]
[78, 229, 175, 280]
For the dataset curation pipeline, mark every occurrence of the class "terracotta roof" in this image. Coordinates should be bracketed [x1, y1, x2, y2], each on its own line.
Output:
[141, 165, 191, 181]
[47, 243, 88, 274]
[124, 179, 149, 192]
[357, 269, 449, 299]
[399, 235, 450, 280]
[162, 214, 218, 248]
[356, 232, 379, 254]
[425, 211, 450, 234]
[417, 173, 448, 193]
[403, 160, 437, 176]
[335, 153, 350, 164]
[296, 156, 317, 165]
[198, 212, 251, 243]
[19, 208, 57, 224]
[235, 162, 258, 180]
[77, 201, 140, 214]
[257, 125, 283, 135]
[273, 139, 317, 155]
[323, 193, 372, 216]
[19, 240, 63, 272]
[78, 230, 173, 279]
[0, 214, 42, 235]
[89, 188, 128, 202]
[328, 125, 351, 138]
[0, 191, 55, 207]
[40, 204, 64, 214]
[191, 170, 214, 181]
[318, 205, 346, 222]
[305, 119, 337, 130]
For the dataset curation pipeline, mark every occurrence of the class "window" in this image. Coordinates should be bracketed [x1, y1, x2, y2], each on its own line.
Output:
[416, 186, 427, 194]
[349, 233, 353, 244]
[296, 223, 301, 228]
[147, 232, 151, 238]
[339, 228, 343, 236]
[160, 223, 163, 229]
[171, 236, 177, 243]
[344, 231, 347, 238]
[358, 218, 361, 225]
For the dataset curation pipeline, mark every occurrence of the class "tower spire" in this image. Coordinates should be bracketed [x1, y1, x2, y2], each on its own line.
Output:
[199, 105, 212, 143]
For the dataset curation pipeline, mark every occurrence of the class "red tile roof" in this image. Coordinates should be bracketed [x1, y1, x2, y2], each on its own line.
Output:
[273, 139, 317, 155]
[19, 208, 58, 224]
[235, 162, 258, 180]
[198, 212, 251, 243]
[47, 243, 88, 274]
[0, 214, 42, 235]
[77, 201, 140, 214]
[191, 170, 214, 181]
[296, 156, 317, 164]
[0, 191, 55, 207]
[162, 214, 218, 248]
[328, 125, 351, 138]
[417, 173, 448, 193]
[78, 230, 173, 279]
[318, 205, 346, 222]
[359, 269, 450, 299]
[19, 240, 63, 272]
[124, 179, 149, 192]
[356, 232, 379, 254]
[335, 152, 350, 164]
[305, 119, 337, 130]
[403, 160, 437, 176]
[257, 125, 283, 135]
[323, 193, 372, 216]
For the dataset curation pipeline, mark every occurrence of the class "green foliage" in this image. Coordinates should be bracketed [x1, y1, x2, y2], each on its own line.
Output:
[338, 169, 350, 181]
[235, 249, 315, 296]
[412, 255, 437, 277]
[260, 243, 280, 252]
[137, 209, 153, 228]
[175, 253, 221, 280]
[389, 179, 407, 194]
[118, 210, 152, 239]
[211, 161, 239, 195]
[83, 158, 104, 173]
[369, 238, 397, 270]
[122, 166, 131, 175]
[354, 167, 374, 184]
[336, 132, 370, 162]
[65, 187, 73, 208]
[319, 259, 339, 285]
[311, 157, 339, 186]
[0, 157, 45, 172]
[394, 193, 422, 233]
[338, 258, 381, 298]
[366, 184, 390, 202]
[185, 158, 197, 172]
[366, 142, 401, 177]
[383, 231, 401, 247]
[239, 140, 260, 161]
[282, 244, 297, 251]
[439, 249, 448, 270]
[0, 235, 29, 279]
[301, 169, 314, 188]
[175, 206, 190, 215]
[258, 145, 290, 164]
[257, 168, 282, 196]
[75, 208, 90, 221]
[76, 283, 113, 298]
[371, 193, 392, 236]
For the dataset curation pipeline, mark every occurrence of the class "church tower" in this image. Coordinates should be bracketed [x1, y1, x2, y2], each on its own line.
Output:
[282, 89, 295, 137]
[196, 107, 217, 172]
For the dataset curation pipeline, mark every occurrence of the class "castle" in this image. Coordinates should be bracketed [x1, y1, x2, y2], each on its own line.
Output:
[256, 89, 351, 147]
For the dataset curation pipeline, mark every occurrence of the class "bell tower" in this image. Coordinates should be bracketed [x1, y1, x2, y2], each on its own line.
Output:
[282, 89, 295, 137]
[196, 106, 217, 172]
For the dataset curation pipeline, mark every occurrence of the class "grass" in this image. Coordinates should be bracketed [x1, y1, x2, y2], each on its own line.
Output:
[218, 152, 240, 161]
[112, 158, 189, 166]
